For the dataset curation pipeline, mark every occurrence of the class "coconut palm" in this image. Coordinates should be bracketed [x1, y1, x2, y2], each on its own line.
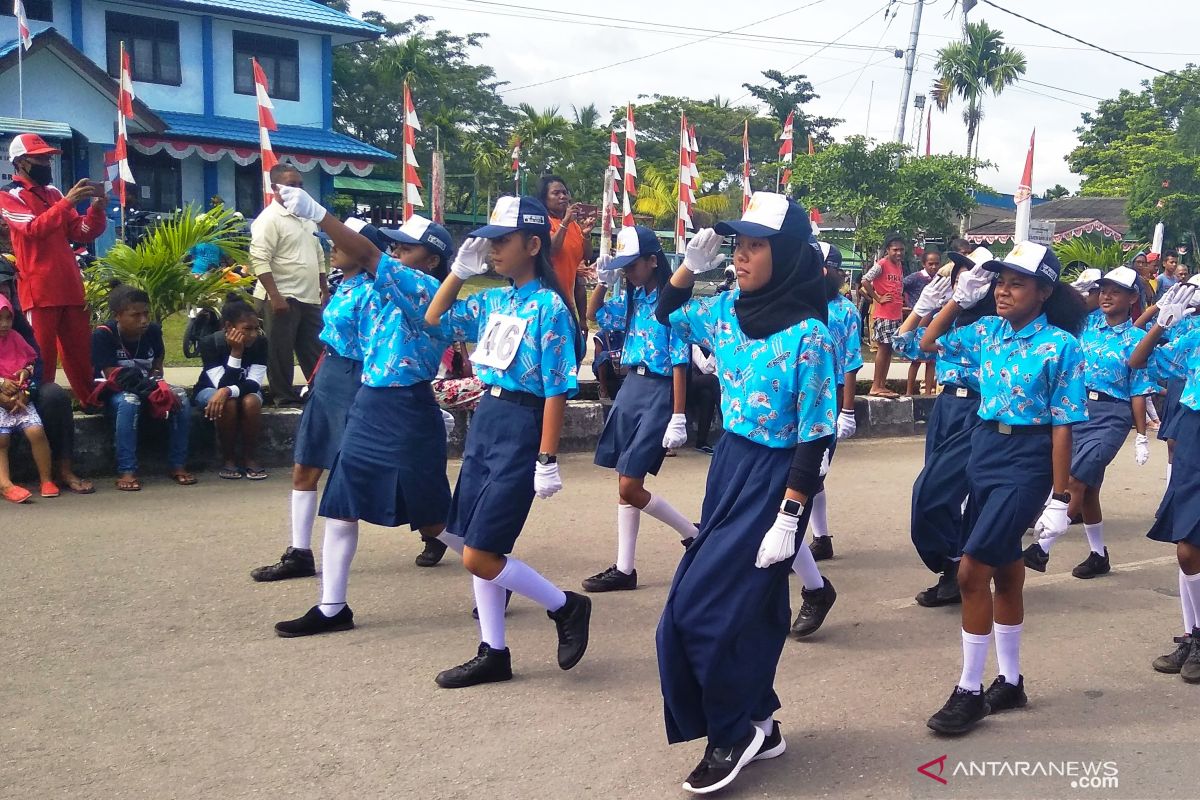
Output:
[513, 103, 572, 175]
[635, 164, 731, 229]
[931, 21, 1026, 160]
[468, 139, 508, 213]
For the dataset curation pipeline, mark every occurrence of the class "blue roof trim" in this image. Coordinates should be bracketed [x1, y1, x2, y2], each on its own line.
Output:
[154, 111, 395, 161]
[153, 0, 384, 37]
[0, 26, 52, 59]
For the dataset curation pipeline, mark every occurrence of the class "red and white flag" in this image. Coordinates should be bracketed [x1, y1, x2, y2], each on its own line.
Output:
[252, 57, 278, 208]
[599, 130, 621, 257]
[675, 114, 692, 252]
[113, 43, 137, 207]
[688, 124, 700, 198]
[622, 104, 637, 227]
[13, 0, 31, 50]
[742, 120, 752, 213]
[510, 138, 521, 191]
[402, 81, 423, 220]
[1013, 128, 1035, 242]
[778, 110, 794, 189]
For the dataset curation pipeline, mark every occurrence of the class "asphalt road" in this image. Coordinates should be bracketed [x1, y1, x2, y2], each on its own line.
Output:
[3, 434, 1196, 799]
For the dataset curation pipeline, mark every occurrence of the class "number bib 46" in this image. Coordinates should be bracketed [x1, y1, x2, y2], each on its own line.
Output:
[470, 313, 529, 370]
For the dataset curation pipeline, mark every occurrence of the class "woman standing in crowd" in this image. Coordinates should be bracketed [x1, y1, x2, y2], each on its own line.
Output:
[654, 193, 837, 794]
[541, 176, 595, 337]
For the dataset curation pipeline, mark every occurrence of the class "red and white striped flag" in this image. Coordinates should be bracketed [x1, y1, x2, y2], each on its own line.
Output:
[103, 150, 119, 196]
[510, 138, 521, 193]
[252, 57, 278, 208]
[402, 81, 423, 220]
[675, 114, 692, 252]
[688, 124, 700, 204]
[778, 110, 794, 190]
[13, 0, 31, 50]
[113, 43, 136, 208]
[621, 103, 637, 227]
[599, 130, 621, 257]
[742, 120, 752, 213]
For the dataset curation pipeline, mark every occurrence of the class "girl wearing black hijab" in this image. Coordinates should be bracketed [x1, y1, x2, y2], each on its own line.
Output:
[653, 193, 838, 795]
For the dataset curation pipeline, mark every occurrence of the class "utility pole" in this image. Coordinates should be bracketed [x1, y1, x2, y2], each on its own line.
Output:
[893, 0, 924, 143]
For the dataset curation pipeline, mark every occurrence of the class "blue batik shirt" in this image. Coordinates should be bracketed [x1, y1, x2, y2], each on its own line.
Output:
[668, 291, 837, 448]
[894, 323, 982, 393]
[319, 271, 377, 361]
[1080, 317, 1156, 401]
[826, 295, 863, 382]
[594, 295, 625, 334]
[1150, 323, 1200, 412]
[953, 314, 1088, 425]
[592, 287, 687, 377]
[361, 254, 450, 388]
[431, 278, 578, 398]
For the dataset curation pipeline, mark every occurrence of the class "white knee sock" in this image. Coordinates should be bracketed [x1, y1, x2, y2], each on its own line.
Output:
[319, 519, 358, 615]
[1038, 525, 1066, 554]
[291, 490, 318, 550]
[791, 543, 824, 591]
[642, 494, 698, 540]
[1083, 522, 1105, 555]
[1183, 572, 1200, 633]
[492, 557, 567, 612]
[993, 622, 1022, 685]
[1167, 462, 1174, 483]
[752, 716, 774, 736]
[437, 530, 465, 555]
[1180, 569, 1196, 634]
[615, 503, 641, 574]
[474, 575, 508, 650]
[809, 490, 830, 538]
[958, 629, 992, 692]
[1147, 401, 1160, 422]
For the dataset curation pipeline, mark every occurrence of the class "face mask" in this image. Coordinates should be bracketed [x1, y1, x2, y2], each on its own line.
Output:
[26, 163, 53, 186]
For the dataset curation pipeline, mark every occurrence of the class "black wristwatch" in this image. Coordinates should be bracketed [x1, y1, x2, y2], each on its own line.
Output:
[1052, 491, 1071, 504]
[780, 498, 804, 517]
[537, 453, 557, 465]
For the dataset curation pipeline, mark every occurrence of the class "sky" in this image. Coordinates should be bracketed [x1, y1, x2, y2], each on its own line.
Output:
[351, 0, 1200, 195]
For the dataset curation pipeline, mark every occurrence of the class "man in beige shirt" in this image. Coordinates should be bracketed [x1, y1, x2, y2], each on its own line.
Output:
[251, 164, 328, 406]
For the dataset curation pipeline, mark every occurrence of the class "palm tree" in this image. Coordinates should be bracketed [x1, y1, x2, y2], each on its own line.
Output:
[931, 21, 1026, 160]
[635, 164, 731, 229]
[513, 104, 572, 175]
[571, 103, 600, 130]
[467, 139, 508, 215]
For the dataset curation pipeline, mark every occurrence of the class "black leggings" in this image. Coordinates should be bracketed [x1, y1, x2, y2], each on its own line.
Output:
[687, 373, 720, 447]
[33, 382, 74, 464]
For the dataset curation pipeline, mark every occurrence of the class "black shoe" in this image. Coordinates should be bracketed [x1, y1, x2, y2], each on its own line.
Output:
[582, 565, 637, 593]
[695, 444, 714, 455]
[916, 561, 962, 607]
[983, 675, 1028, 712]
[547, 591, 591, 670]
[434, 642, 513, 688]
[471, 589, 513, 620]
[809, 535, 833, 561]
[752, 721, 785, 761]
[791, 577, 836, 638]
[1023, 543, 1050, 573]
[1071, 548, 1110, 579]
[415, 535, 448, 567]
[682, 536, 696, 550]
[926, 685, 990, 735]
[274, 604, 354, 638]
[1182, 628, 1200, 684]
[1153, 634, 1192, 674]
[681, 727, 766, 795]
[251, 546, 316, 582]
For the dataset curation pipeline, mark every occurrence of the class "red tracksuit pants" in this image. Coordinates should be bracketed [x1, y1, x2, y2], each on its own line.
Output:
[27, 305, 94, 403]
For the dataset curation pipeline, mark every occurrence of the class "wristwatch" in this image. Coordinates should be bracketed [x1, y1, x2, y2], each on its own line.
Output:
[780, 498, 804, 517]
[537, 453, 558, 465]
[1052, 491, 1071, 504]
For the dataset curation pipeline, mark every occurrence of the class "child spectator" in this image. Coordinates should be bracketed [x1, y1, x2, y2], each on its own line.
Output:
[590, 281, 627, 402]
[0, 293, 55, 502]
[193, 296, 269, 480]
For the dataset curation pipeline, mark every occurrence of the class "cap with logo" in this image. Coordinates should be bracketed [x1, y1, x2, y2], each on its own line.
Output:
[713, 192, 812, 241]
[381, 214, 455, 262]
[818, 241, 843, 269]
[1096, 265, 1139, 291]
[981, 241, 1062, 285]
[470, 195, 551, 239]
[609, 225, 666, 271]
[1188, 273, 1200, 288]
[8, 133, 61, 161]
[946, 246, 995, 272]
[343, 217, 393, 253]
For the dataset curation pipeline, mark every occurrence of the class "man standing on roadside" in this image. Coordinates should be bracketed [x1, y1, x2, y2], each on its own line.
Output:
[250, 164, 327, 407]
[860, 234, 906, 399]
[1156, 252, 1180, 300]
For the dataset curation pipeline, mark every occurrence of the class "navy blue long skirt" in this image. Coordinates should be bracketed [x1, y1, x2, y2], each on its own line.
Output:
[656, 433, 807, 748]
[911, 392, 981, 573]
[447, 392, 541, 555]
[961, 425, 1053, 568]
[1070, 395, 1131, 487]
[294, 351, 362, 470]
[594, 370, 672, 478]
[1159, 379, 1186, 442]
[319, 382, 450, 529]
[1148, 406, 1200, 547]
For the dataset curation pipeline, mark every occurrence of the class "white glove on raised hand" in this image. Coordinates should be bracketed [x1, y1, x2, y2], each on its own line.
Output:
[662, 413, 688, 449]
[534, 461, 563, 499]
[1135, 432, 1150, 466]
[1158, 296, 1196, 330]
[683, 228, 725, 274]
[1034, 498, 1070, 540]
[951, 266, 995, 309]
[441, 409, 455, 440]
[913, 275, 953, 318]
[837, 409, 857, 439]
[276, 185, 327, 223]
[595, 254, 623, 288]
[755, 510, 800, 568]
[449, 237, 491, 281]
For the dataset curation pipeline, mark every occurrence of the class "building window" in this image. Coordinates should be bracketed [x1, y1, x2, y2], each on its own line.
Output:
[233, 32, 299, 102]
[106, 12, 181, 86]
[128, 152, 181, 213]
[234, 163, 265, 218]
[2, 0, 51, 21]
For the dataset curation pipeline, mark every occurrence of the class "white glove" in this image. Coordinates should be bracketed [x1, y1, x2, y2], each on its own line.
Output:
[683, 228, 725, 274]
[441, 409, 455, 440]
[1135, 432, 1150, 466]
[449, 237, 491, 281]
[1158, 298, 1196, 330]
[951, 265, 995, 309]
[596, 253, 622, 288]
[1034, 498, 1070, 541]
[913, 275, 952, 318]
[276, 185, 327, 223]
[755, 510, 800, 568]
[534, 461, 563, 499]
[662, 412, 688, 449]
[836, 409, 857, 439]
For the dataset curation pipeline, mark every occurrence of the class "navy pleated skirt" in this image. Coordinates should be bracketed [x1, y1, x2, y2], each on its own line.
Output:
[319, 382, 450, 529]
[1070, 395, 1131, 487]
[961, 424, 1053, 567]
[594, 370, 672, 478]
[294, 352, 363, 470]
[656, 432, 804, 748]
[1148, 406, 1200, 547]
[911, 392, 981, 573]
[1159, 379, 1186, 442]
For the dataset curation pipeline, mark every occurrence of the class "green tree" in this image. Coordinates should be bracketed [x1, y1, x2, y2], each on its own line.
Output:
[1128, 146, 1200, 256]
[634, 164, 731, 228]
[931, 21, 1026, 160]
[741, 69, 841, 148]
[1042, 184, 1070, 200]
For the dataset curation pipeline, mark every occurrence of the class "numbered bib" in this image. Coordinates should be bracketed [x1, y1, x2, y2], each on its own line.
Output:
[470, 313, 529, 371]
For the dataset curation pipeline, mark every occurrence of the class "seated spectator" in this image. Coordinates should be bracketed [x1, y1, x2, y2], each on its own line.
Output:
[589, 281, 627, 402]
[92, 285, 194, 491]
[0, 292, 54, 502]
[188, 241, 226, 276]
[687, 344, 719, 455]
[193, 296, 269, 480]
[432, 341, 483, 410]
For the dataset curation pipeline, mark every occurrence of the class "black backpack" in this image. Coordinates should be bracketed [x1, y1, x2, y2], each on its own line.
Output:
[183, 308, 220, 359]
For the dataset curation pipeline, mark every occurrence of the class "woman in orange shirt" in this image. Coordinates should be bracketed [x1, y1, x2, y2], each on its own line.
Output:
[539, 175, 596, 336]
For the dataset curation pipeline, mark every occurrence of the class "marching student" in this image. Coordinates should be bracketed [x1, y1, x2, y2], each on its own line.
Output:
[920, 242, 1087, 736]
[654, 193, 837, 794]
[893, 247, 995, 607]
[1130, 277, 1200, 681]
[422, 195, 591, 689]
[581, 225, 698, 592]
[268, 187, 456, 637]
[1024, 266, 1155, 579]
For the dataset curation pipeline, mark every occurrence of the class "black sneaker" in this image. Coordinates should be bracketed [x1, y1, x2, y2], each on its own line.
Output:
[809, 535, 833, 561]
[1182, 628, 1200, 684]
[791, 577, 836, 638]
[695, 444, 714, 455]
[434, 642, 513, 688]
[250, 546, 316, 582]
[916, 561, 961, 607]
[1152, 635, 1192, 674]
[1023, 543, 1050, 573]
[582, 565, 637, 593]
[926, 685, 990, 735]
[681, 727, 766, 795]
[471, 589, 513, 620]
[1071, 548, 1110, 579]
[682, 535, 696, 550]
[274, 604, 354, 638]
[547, 591, 592, 670]
[415, 535, 448, 567]
[752, 721, 786, 761]
[984, 675, 1028, 712]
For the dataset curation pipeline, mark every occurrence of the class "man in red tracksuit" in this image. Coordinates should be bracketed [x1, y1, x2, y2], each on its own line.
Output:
[0, 133, 106, 402]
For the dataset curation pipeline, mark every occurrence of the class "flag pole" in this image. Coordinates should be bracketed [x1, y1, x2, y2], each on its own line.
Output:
[118, 40, 126, 242]
[16, 36, 22, 119]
